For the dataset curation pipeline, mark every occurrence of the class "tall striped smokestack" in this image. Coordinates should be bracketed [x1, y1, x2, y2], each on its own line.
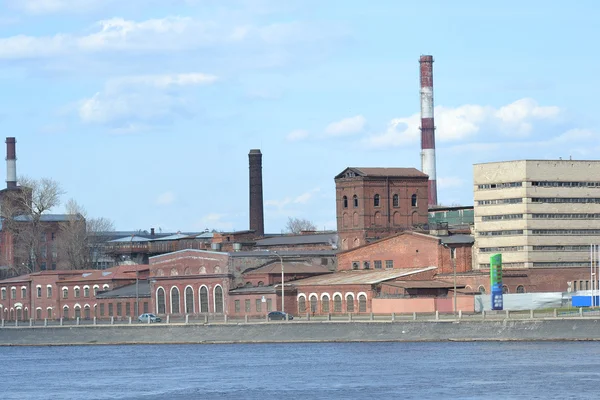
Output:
[419, 55, 438, 206]
[249, 149, 264, 237]
[6, 137, 16, 189]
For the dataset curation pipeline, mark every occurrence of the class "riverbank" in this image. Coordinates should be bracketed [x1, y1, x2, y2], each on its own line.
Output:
[2, 318, 600, 346]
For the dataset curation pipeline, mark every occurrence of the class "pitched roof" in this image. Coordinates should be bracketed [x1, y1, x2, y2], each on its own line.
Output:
[96, 281, 150, 299]
[59, 264, 148, 283]
[382, 280, 466, 289]
[335, 167, 428, 179]
[255, 233, 337, 247]
[245, 261, 331, 275]
[292, 267, 437, 286]
[109, 235, 151, 243]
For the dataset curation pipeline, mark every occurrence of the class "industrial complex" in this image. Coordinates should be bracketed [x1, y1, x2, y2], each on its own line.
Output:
[0, 55, 597, 323]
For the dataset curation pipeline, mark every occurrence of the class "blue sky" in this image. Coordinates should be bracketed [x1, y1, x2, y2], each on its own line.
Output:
[0, 0, 598, 233]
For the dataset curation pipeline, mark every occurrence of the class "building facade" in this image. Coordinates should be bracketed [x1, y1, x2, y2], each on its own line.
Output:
[474, 160, 600, 270]
[335, 167, 429, 250]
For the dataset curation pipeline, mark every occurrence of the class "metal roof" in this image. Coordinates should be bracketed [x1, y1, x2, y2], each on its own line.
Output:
[109, 235, 151, 243]
[439, 235, 474, 245]
[382, 280, 466, 289]
[245, 261, 332, 275]
[336, 167, 428, 179]
[152, 233, 191, 241]
[292, 267, 437, 286]
[229, 286, 277, 295]
[96, 281, 150, 299]
[255, 233, 337, 246]
[229, 250, 337, 257]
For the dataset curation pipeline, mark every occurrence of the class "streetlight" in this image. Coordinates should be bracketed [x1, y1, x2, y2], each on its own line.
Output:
[272, 251, 284, 313]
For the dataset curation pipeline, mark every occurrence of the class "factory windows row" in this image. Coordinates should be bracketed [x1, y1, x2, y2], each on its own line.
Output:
[297, 293, 368, 314]
[479, 230, 523, 236]
[477, 198, 522, 205]
[234, 298, 273, 314]
[477, 182, 523, 190]
[478, 262, 525, 269]
[155, 285, 225, 315]
[61, 285, 108, 299]
[0, 286, 27, 300]
[531, 181, 600, 188]
[342, 194, 418, 208]
[351, 260, 393, 270]
[531, 197, 600, 204]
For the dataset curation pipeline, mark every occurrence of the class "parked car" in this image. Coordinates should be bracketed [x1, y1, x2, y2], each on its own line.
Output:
[268, 311, 293, 321]
[138, 313, 161, 323]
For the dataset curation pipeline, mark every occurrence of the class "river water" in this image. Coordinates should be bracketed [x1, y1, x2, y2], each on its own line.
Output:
[2, 342, 599, 399]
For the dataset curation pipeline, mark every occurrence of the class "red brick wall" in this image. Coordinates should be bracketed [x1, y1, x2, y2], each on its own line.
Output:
[294, 284, 373, 315]
[150, 277, 230, 316]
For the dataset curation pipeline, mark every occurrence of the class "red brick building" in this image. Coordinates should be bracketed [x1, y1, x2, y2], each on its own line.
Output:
[335, 167, 429, 250]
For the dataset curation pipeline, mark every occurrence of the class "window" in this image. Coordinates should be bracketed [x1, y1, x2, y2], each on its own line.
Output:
[47, 286, 52, 298]
[84, 306, 90, 320]
[478, 182, 522, 189]
[353, 195, 358, 208]
[256, 299, 262, 312]
[11, 288, 16, 299]
[482, 214, 523, 221]
[200, 287, 209, 313]
[267, 298, 272, 312]
[502, 285, 509, 294]
[516, 285, 525, 294]
[143, 302, 149, 313]
[171, 287, 180, 314]
[393, 194, 399, 207]
[21, 287, 26, 299]
[310, 296, 317, 314]
[479, 230, 523, 236]
[411, 194, 417, 207]
[84, 287, 89, 297]
[47, 308, 52, 319]
[352, 261, 359, 270]
[125, 302, 131, 316]
[103, 284, 109, 291]
[343, 196, 348, 208]
[385, 260, 394, 269]
[374, 194, 380, 207]
[363, 261, 370, 270]
[478, 286, 486, 294]
[1, 288, 5, 300]
[74, 288, 80, 298]
[63, 306, 69, 319]
[36, 308, 42, 320]
[374, 260, 382, 269]
[108, 303, 113, 316]
[215, 286, 224, 313]
[358, 294, 367, 313]
[245, 299, 251, 313]
[93, 286, 98, 296]
[234, 300, 240, 313]
[37, 286, 42, 298]
[117, 303, 122, 316]
[334, 294, 342, 312]
[477, 198, 522, 205]
[346, 295, 354, 313]
[298, 297, 306, 313]
[322, 295, 330, 313]
[157, 288, 166, 314]
[185, 287, 194, 314]
[100, 304, 105, 317]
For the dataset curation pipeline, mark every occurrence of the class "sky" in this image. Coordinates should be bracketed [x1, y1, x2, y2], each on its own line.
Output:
[0, 0, 599, 234]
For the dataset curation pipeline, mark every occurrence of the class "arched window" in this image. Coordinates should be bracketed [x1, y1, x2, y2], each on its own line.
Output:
[62, 288, 68, 299]
[353, 195, 358, 208]
[310, 296, 318, 314]
[411, 194, 417, 207]
[21, 287, 26, 298]
[358, 294, 367, 312]
[84, 305, 91, 320]
[74, 287, 80, 298]
[23, 308, 28, 321]
[47, 308, 53, 319]
[171, 287, 180, 314]
[343, 196, 348, 208]
[74, 306, 81, 319]
[0, 288, 5, 300]
[185, 287, 194, 314]
[516, 285, 525, 294]
[374, 194, 380, 207]
[170, 268, 178, 276]
[63, 306, 69, 319]
[84, 287, 90, 298]
[11, 287, 16, 299]
[257, 281, 264, 287]
[156, 269, 164, 277]
[36, 308, 42, 320]
[184, 267, 191, 276]
[36, 286, 42, 298]
[321, 295, 330, 313]
[200, 287, 209, 313]
[478, 286, 486, 294]
[346, 294, 354, 313]
[214, 266, 222, 274]
[502, 285, 509, 294]
[103, 284, 109, 291]
[93, 286, 98, 296]
[47, 286, 52, 298]
[298, 296, 306, 314]
[199, 266, 206, 274]
[214, 286, 224, 313]
[157, 287, 166, 314]
[333, 294, 342, 313]
[393, 194, 399, 207]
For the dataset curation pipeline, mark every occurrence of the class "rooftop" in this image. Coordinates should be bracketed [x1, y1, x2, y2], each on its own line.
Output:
[96, 281, 150, 299]
[245, 261, 331, 275]
[292, 267, 437, 286]
[336, 167, 428, 179]
[255, 232, 338, 247]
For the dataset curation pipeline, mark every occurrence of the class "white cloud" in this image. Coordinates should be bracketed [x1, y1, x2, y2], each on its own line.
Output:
[363, 98, 562, 148]
[294, 187, 320, 204]
[156, 191, 176, 205]
[437, 177, 465, 189]
[286, 129, 309, 141]
[78, 72, 217, 126]
[325, 115, 366, 137]
[195, 213, 234, 231]
[266, 187, 320, 209]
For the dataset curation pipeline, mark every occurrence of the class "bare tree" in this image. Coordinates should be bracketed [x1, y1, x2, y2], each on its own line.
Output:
[285, 217, 317, 234]
[57, 199, 115, 269]
[0, 177, 64, 272]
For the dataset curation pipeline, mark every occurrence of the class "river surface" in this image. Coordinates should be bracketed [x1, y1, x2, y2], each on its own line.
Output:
[2, 342, 599, 399]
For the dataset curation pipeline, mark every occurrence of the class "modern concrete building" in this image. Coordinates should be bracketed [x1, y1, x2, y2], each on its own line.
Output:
[474, 160, 600, 274]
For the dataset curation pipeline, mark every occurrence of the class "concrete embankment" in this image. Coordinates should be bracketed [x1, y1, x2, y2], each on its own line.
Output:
[2, 318, 600, 346]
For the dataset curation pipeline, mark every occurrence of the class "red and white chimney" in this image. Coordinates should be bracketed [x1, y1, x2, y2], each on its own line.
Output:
[5, 137, 16, 189]
[419, 55, 437, 207]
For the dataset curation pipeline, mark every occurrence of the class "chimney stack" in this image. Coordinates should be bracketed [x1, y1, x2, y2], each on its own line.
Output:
[419, 55, 438, 207]
[6, 137, 16, 189]
[248, 149, 264, 237]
